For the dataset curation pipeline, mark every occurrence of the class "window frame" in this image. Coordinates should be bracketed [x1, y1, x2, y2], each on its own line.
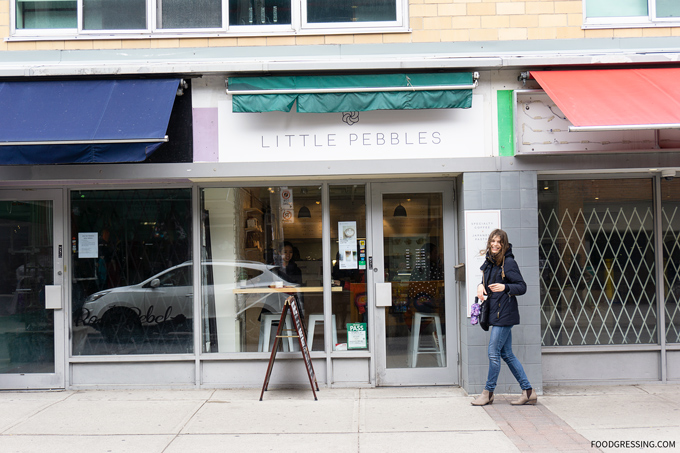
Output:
[583, 0, 680, 29]
[9, 0, 409, 40]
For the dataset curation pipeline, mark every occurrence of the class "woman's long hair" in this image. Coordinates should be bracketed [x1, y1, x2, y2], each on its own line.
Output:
[480, 229, 509, 275]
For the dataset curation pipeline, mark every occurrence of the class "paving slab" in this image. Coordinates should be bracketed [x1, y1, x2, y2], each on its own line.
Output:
[359, 386, 468, 399]
[359, 431, 518, 453]
[0, 435, 174, 453]
[5, 398, 204, 435]
[540, 393, 680, 430]
[68, 389, 215, 401]
[484, 395, 593, 452]
[361, 396, 498, 432]
[166, 433, 359, 453]
[182, 398, 358, 434]
[0, 392, 73, 432]
[542, 385, 648, 396]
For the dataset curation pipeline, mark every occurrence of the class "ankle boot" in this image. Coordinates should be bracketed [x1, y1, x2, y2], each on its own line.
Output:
[471, 389, 494, 406]
[511, 388, 537, 405]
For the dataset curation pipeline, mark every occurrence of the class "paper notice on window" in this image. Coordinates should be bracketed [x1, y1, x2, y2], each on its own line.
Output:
[338, 221, 357, 269]
[78, 232, 99, 259]
[347, 323, 367, 349]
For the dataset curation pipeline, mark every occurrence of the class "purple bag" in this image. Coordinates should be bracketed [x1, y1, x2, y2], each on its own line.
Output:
[470, 299, 481, 325]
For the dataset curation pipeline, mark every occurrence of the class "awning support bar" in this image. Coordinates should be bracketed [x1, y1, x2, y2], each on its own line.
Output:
[569, 124, 680, 132]
[0, 136, 169, 146]
[228, 82, 477, 95]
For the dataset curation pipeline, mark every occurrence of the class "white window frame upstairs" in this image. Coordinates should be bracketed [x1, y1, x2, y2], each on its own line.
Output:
[583, 0, 680, 29]
[9, 0, 409, 40]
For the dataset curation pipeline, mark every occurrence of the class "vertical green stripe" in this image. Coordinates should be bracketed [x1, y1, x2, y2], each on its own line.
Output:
[497, 90, 514, 157]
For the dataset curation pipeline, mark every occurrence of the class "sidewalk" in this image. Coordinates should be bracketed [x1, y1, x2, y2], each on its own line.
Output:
[0, 384, 678, 453]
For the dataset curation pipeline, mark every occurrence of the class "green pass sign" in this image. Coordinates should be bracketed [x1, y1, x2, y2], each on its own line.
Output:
[347, 323, 367, 349]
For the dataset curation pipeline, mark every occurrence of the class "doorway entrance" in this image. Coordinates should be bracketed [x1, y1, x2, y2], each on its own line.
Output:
[0, 190, 65, 389]
[371, 182, 457, 385]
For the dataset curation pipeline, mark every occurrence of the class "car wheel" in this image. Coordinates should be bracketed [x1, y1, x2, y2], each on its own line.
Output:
[100, 308, 142, 343]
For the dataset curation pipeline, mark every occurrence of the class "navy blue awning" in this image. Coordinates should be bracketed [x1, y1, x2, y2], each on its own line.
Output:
[0, 79, 180, 165]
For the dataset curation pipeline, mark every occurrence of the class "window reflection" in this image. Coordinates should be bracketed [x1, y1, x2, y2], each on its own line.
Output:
[72, 189, 193, 355]
[201, 186, 321, 353]
[16, 0, 77, 29]
[157, 0, 222, 29]
[307, 0, 396, 23]
[83, 0, 146, 30]
[229, 0, 290, 25]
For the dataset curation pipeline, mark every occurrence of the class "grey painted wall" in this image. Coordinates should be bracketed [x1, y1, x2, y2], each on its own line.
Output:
[458, 171, 542, 396]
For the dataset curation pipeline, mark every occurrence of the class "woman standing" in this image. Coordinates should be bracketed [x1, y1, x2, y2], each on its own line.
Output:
[471, 229, 536, 406]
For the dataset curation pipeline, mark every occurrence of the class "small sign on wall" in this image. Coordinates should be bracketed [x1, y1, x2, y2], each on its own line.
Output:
[464, 210, 501, 317]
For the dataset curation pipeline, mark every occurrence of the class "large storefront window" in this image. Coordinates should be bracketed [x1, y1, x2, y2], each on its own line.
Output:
[72, 189, 192, 355]
[201, 186, 323, 353]
[201, 185, 368, 354]
[662, 178, 680, 344]
[539, 179, 657, 346]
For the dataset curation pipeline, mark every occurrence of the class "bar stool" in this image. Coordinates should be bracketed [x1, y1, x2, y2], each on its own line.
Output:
[306, 314, 338, 351]
[408, 312, 445, 367]
[258, 313, 296, 352]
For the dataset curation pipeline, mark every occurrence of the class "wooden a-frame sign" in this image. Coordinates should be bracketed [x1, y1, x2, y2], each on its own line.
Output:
[260, 295, 319, 401]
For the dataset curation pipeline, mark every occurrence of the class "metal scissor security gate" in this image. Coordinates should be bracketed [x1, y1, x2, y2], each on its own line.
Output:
[663, 205, 680, 344]
[539, 206, 658, 346]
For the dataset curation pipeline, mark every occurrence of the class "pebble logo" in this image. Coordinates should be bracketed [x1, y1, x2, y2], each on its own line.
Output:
[342, 111, 360, 125]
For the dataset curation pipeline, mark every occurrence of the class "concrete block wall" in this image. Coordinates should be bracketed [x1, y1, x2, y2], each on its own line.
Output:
[2, 0, 677, 51]
[458, 170, 542, 396]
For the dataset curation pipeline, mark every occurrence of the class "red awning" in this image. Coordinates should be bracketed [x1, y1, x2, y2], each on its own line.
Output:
[531, 68, 680, 131]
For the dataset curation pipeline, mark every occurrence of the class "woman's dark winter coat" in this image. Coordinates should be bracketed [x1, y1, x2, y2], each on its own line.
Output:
[479, 244, 526, 326]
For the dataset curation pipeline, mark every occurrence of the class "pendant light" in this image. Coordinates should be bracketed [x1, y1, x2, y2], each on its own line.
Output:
[298, 205, 311, 218]
[393, 202, 407, 217]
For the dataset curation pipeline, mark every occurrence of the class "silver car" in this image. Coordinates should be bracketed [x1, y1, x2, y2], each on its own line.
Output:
[81, 260, 297, 342]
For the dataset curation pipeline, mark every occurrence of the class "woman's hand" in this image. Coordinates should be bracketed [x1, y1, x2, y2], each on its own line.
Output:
[488, 283, 506, 293]
[476, 283, 487, 300]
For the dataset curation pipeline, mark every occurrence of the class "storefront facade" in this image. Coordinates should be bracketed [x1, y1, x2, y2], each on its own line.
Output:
[2, 40, 680, 392]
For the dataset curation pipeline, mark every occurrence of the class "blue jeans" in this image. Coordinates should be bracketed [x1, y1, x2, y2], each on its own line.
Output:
[485, 325, 531, 393]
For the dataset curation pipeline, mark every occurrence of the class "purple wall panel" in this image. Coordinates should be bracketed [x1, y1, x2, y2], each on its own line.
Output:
[192, 107, 219, 162]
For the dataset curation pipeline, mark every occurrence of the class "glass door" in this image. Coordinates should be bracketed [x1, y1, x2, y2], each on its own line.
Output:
[371, 182, 457, 385]
[0, 190, 65, 389]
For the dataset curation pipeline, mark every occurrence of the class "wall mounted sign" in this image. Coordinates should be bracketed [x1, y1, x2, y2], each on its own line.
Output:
[464, 210, 500, 317]
[217, 95, 485, 162]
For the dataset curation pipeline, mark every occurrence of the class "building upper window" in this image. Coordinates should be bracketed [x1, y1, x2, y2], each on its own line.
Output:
[12, 0, 406, 38]
[584, 0, 680, 28]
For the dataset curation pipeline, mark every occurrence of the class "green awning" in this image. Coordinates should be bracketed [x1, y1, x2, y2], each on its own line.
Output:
[227, 73, 476, 113]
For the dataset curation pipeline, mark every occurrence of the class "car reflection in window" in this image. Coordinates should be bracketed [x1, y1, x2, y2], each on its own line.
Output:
[81, 260, 297, 344]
